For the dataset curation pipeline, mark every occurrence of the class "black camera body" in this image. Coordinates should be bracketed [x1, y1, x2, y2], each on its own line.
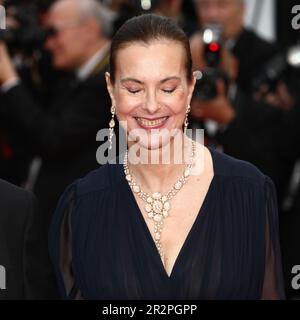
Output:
[0, 1, 50, 54]
[193, 23, 228, 101]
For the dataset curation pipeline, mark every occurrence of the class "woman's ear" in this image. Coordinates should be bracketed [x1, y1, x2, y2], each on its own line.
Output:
[105, 72, 116, 106]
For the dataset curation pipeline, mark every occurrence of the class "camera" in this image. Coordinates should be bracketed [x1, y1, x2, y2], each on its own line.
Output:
[252, 44, 300, 93]
[0, 0, 53, 54]
[193, 23, 228, 101]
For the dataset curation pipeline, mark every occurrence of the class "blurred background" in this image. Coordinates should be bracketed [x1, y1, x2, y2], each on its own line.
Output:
[0, 0, 300, 299]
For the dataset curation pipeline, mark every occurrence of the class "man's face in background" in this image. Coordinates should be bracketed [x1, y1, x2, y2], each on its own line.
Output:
[44, 1, 99, 70]
[195, 0, 245, 40]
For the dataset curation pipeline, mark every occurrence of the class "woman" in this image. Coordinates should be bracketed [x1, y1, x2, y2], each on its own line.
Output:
[49, 14, 285, 299]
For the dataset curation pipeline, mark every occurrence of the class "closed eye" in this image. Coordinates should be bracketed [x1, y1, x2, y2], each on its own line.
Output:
[162, 88, 176, 93]
[127, 88, 141, 94]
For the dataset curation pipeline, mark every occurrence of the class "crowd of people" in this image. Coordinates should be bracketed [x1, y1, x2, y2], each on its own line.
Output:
[0, 0, 299, 299]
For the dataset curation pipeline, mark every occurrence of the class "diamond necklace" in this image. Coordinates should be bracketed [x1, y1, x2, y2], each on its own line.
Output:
[123, 140, 196, 258]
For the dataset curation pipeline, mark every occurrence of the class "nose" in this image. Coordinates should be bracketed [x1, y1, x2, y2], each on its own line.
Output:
[143, 90, 161, 114]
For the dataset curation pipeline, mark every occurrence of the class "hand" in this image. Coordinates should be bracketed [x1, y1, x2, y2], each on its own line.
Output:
[191, 80, 236, 125]
[254, 81, 295, 111]
[0, 42, 19, 85]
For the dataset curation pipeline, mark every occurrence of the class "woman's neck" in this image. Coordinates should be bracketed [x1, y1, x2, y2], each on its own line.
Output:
[127, 137, 194, 194]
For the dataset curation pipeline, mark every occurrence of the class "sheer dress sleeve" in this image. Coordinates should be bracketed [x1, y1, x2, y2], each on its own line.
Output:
[48, 183, 83, 300]
[261, 176, 285, 299]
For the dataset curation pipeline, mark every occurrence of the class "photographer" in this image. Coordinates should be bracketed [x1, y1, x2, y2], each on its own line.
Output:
[0, 1, 43, 186]
[191, 47, 284, 186]
[191, 0, 280, 94]
[0, 0, 112, 222]
[190, 0, 297, 111]
[189, 0, 298, 206]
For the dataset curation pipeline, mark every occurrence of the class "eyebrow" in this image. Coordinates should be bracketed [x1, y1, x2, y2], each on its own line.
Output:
[120, 76, 181, 84]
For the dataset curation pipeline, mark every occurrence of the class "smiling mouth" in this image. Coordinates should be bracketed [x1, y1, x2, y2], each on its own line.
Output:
[135, 117, 169, 128]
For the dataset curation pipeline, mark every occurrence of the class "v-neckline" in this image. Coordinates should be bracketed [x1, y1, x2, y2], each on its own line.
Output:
[122, 147, 216, 280]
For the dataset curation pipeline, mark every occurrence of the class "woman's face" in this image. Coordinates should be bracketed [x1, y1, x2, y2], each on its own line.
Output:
[106, 39, 196, 150]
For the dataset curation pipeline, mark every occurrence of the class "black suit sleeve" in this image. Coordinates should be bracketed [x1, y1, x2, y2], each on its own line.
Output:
[23, 191, 58, 299]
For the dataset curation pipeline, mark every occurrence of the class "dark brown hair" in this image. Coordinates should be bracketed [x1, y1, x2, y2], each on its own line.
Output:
[109, 14, 193, 83]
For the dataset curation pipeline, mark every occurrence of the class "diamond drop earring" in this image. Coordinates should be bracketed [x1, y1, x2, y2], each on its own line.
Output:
[108, 105, 116, 150]
[184, 105, 191, 136]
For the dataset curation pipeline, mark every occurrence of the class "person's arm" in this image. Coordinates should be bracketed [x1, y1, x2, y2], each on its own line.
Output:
[260, 176, 285, 299]
[23, 191, 58, 299]
[48, 182, 83, 299]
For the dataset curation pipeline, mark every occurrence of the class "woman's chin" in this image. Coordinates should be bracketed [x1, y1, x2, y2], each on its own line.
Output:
[133, 138, 164, 151]
[132, 130, 172, 149]
[144, 140, 164, 151]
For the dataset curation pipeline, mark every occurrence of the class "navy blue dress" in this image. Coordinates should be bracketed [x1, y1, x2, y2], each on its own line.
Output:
[48, 148, 285, 299]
